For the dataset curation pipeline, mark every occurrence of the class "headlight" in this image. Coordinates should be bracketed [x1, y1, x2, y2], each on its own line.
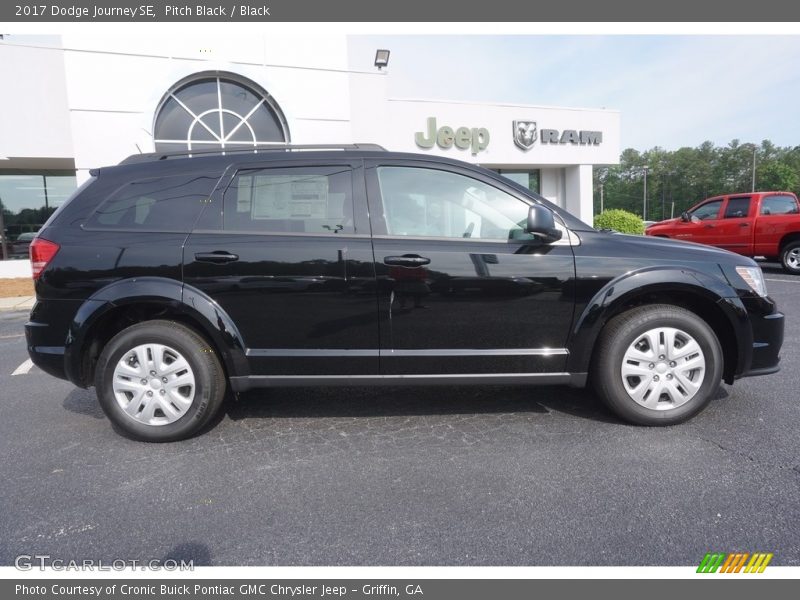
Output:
[735, 265, 768, 297]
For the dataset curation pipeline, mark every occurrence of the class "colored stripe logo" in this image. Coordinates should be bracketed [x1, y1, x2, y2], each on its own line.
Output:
[697, 552, 773, 573]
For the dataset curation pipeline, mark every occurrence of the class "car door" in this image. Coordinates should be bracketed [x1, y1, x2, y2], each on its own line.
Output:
[183, 159, 379, 376]
[672, 198, 725, 244]
[365, 160, 576, 375]
[714, 195, 754, 254]
[754, 193, 800, 257]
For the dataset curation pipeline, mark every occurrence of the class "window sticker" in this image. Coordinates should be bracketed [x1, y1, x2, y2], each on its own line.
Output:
[251, 175, 329, 220]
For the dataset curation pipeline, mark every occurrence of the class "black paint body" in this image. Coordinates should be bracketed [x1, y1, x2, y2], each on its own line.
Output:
[25, 150, 783, 392]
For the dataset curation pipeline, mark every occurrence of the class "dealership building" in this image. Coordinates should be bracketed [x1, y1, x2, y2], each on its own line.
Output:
[0, 34, 620, 247]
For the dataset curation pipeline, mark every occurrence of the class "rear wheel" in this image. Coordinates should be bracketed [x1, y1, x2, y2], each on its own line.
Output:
[592, 304, 722, 425]
[780, 240, 800, 274]
[95, 320, 226, 441]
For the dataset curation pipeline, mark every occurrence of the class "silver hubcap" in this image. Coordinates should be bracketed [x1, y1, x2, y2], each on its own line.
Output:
[786, 247, 800, 269]
[112, 343, 196, 426]
[620, 327, 706, 411]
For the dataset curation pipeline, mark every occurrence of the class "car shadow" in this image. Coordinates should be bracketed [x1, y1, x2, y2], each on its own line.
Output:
[62, 381, 732, 433]
[62, 387, 106, 420]
[759, 262, 786, 276]
[221, 384, 623, 425]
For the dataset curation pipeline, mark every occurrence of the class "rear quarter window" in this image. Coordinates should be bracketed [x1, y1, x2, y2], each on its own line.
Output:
[760, 195, 799, 215]
[85, 173, 219, 232]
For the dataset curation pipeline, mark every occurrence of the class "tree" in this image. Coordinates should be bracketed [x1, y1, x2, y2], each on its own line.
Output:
[758, 162, 799, 191]
[595, 138, 800, 218]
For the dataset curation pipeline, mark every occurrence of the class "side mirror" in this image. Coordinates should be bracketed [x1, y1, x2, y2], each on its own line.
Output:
[680, 211, 690, 222]
[525, 204, 563, 243]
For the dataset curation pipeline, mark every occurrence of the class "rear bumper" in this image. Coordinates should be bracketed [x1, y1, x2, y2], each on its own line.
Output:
[24, 298, 76, 383]
[737, 296, 784, 378]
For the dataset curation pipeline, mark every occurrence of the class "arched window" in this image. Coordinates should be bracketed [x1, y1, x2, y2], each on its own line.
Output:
[153, 72, 289, 152]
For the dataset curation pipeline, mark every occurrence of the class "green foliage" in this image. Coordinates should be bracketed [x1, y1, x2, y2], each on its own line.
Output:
[758, 161, 800, 191]
[595, 140, 800, 221]
[594, 209, 645, 235]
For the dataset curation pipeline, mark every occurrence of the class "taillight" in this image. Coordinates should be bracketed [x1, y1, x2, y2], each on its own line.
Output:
[29, 237, 60, 280]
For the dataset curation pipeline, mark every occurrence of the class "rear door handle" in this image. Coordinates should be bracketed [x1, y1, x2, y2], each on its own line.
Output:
[740, 222, 750, 227]
[194, 251, 239, 264]
[383, 254, 431, 267]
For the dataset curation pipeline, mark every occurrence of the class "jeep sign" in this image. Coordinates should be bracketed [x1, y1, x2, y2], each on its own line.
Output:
[415, 117, 490, 155]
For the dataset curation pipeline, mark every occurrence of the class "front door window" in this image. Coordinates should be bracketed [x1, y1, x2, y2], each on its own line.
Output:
[376, 166, 532, 241]
[690, 200, 723, 221]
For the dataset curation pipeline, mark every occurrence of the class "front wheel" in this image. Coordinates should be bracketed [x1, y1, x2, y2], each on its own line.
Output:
[780, 241, 800, 274]
[95, 320, 226, 441]
[592, 304, 723, 426]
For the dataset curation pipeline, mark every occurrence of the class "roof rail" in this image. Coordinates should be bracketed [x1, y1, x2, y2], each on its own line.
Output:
[119, 144, 387, 165]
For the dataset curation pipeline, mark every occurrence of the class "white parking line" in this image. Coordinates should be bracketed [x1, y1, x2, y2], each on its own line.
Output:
[11, 359, 34, 376]
[765, 278, 800, 284]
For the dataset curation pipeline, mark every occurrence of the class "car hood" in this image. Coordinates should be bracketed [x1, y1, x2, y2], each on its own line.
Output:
[594, 231, 757, 267]
[647, 218, 680, 229]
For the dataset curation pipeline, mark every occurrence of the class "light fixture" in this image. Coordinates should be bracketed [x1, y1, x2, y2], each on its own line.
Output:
[374, 49, 390, 70]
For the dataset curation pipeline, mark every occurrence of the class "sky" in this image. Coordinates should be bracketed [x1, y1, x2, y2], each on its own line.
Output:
[349, 35, 800, 152]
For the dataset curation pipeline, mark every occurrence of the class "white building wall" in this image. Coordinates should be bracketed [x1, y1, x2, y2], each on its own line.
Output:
[368, 98, 621, 167]
[0, 36, 73, 162]
[564, 165, 594, 223]
[0, 34, 619, 223]
[56, 34, 361, 181]
[539, 168, 565, 207]
[348, 72, 389, 143]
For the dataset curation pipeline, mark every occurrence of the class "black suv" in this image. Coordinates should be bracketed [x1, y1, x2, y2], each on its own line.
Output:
[26, 145, 784, 441]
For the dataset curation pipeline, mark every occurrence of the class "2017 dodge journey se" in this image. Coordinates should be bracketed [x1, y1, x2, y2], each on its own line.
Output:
[25, 145, 784, 441]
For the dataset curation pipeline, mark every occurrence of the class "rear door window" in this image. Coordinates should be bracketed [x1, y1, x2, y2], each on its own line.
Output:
[723, 196, 752, 219]
[86, 173, 218, 232]
[224, 166, 355, 234]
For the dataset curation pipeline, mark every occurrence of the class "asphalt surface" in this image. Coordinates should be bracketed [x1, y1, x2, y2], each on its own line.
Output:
[0, 264, 798, 566]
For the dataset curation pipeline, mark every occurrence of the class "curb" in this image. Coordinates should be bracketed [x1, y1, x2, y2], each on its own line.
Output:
[0, 296, 35, 312]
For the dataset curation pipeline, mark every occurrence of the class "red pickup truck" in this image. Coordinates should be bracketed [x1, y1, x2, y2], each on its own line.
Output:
[645, 191, 800, 274]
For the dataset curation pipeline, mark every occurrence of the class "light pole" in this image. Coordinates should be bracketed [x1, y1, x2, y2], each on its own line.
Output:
[642, 165, 649, 221]
[751, 145, 757, 192]
[600, 182, 604, 213]
[0, 195, 7, 261]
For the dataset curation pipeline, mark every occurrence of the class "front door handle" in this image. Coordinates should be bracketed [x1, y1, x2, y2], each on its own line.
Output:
[194, 251, 239, 264]
[739, 222, 750, 227]
[383, 254, 431, 267]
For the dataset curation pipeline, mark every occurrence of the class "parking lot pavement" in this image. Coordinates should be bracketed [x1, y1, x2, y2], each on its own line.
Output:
[0, 271, 798, 567]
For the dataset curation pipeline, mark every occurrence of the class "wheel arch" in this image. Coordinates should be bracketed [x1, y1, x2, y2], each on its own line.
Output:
[65, 277, 248, 387]
[567, 267, 751, 384]
[778, 231, 800, 253]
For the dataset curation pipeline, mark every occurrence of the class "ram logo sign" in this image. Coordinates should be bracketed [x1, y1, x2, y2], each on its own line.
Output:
[513, 121, 603, 148]
[513, 120, 537, 150]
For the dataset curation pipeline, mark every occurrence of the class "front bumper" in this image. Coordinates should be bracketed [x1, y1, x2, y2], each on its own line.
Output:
[737, 295, 784, 378]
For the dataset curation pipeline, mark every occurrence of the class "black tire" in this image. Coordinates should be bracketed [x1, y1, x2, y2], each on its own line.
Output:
[780, 240, 800, 274]
[591, 304, 723, 426]
[95, 320, 226, 442]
